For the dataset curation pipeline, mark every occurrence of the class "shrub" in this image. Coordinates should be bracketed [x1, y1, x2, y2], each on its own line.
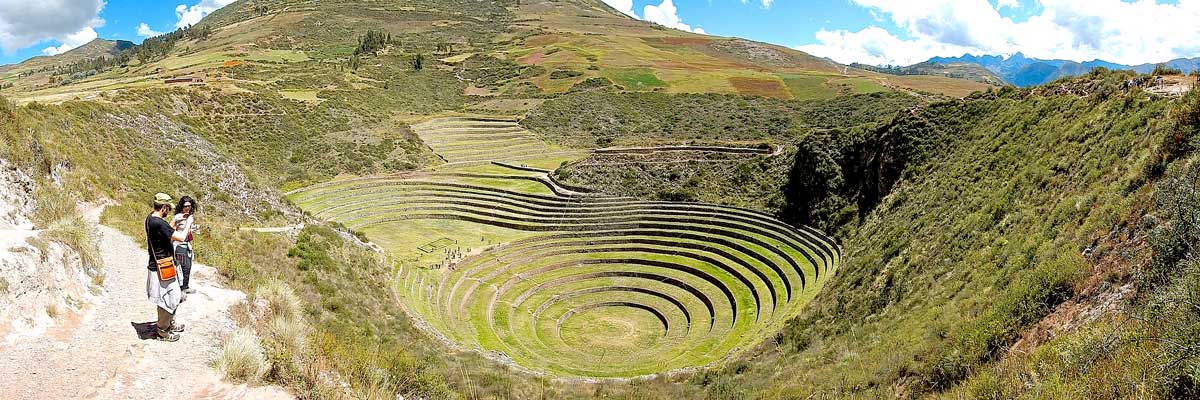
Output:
[217, 328, 270, 384]
[549, 69, 583, 80]
[1146, 161, 1200, 288]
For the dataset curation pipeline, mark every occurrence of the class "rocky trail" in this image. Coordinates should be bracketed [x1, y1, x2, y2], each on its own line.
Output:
[0, 209, 291, 400]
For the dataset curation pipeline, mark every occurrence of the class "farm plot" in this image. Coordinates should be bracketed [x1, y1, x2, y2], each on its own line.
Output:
[412, 116, 587, 166]
[289, 166, 839, 378]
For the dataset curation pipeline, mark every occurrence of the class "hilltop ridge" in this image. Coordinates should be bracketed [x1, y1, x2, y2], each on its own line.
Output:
[0, 0, 990, 103]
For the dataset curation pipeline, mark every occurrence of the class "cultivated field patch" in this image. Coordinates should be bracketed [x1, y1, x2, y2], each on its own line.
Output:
[411, 116, 588, 166]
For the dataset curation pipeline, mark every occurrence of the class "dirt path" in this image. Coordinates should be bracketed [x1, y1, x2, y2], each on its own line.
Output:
[239, 223, 304, 233]
[593, 144, 783, 156]
[0, 216, 292, 399]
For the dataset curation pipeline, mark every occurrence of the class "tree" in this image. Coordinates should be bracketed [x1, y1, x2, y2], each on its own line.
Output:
[1154, 63, 1183, 76]
[412, 53, 425, 71]
[354, 30, 387, 56]
[782, 135, 844, 229]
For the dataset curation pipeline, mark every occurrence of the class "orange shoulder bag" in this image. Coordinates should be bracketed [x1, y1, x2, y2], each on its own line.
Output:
[147, 219, 178, 282]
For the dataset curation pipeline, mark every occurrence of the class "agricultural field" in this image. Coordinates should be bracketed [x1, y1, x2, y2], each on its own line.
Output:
[411, 117, 588, 167]
[289, 116, 840, 378]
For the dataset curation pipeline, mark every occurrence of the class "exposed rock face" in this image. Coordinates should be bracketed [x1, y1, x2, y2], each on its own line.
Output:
[0, 159, 93, 347]
[102, 112, 299, 221]
[0, 160, 34, 229]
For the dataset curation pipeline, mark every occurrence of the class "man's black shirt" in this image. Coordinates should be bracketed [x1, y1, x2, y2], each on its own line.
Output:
[145, 214, 174, 271]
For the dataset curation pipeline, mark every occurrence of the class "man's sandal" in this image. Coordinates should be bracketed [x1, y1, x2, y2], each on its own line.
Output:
[156, 330, 180, 342]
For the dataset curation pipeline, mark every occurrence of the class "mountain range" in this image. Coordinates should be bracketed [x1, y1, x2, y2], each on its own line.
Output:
[926, 52, 1200, 86]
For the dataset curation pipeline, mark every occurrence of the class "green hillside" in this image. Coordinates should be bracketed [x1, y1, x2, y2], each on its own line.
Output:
[2, 0, 1198, 399]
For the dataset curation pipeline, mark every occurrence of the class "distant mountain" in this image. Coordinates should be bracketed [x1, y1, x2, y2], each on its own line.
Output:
[851, 61, 1005, 86]
[924, 52, 1200, 86]
[0, 39, 135, 92]
[0, 39, 133, 71]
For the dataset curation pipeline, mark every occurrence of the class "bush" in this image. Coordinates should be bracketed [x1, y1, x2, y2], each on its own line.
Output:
[217, 328, 270, 384]
[1146, 161, 1200, 288]
[549, 69, 583, 80]
[1145, 260, 1200, 397]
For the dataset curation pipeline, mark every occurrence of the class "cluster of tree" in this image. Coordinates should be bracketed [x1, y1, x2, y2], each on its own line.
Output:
[46, 24, 214, 80]
[344, 29, 426, 72]
[51, 52, 133, 78]
[252, 3, 269, 16]
[851, 63, 920, 75]
[0, 82, 12, 90]
[1153, 63, 1184, 76]
[782, 100, 981, 232]
[354, 30, 394, 56]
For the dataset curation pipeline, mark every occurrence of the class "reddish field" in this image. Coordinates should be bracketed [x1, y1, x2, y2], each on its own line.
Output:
[729, 77, 790, 99]
[519, 51, 545, 65]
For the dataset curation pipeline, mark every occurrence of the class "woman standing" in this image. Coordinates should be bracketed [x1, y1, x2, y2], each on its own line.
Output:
[172, 196, 199, 294]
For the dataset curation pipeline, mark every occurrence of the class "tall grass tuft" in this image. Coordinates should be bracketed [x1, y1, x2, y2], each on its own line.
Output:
[217, 328, 270, 384]
[34, 186, 102, 270]
[256, 279, 303, 320]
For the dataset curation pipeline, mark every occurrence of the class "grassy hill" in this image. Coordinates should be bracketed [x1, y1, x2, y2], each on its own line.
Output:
[8, 1, 1199, 399]
[0, 0, 990, 105]
[0, 39, 134, 92]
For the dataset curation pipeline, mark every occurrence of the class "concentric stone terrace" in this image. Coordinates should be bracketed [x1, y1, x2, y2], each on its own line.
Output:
[289, 167, 839, 378]
[412, 117, 579, 164]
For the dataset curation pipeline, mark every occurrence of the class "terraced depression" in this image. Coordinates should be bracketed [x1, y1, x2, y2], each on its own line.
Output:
[289, 117, 840, 378]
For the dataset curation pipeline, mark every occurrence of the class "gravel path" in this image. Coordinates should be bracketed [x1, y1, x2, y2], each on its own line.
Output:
[0, 217, 292, 400]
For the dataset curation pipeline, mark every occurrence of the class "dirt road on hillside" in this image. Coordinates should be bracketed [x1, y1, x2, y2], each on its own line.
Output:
[0, 216, 291, 399]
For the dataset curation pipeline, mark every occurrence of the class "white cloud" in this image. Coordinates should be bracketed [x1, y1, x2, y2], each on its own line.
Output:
[996, 0, 1018, 10]
[0, 0, 104, 55]
[798, 0, 1200, 66]
[740, 0, 774, 8]
[643, 0, 706, 34]
[136, 23, 163, 38]
[174, 0, 236, 29]
[41, 26, 98, 56]
[601, 0, 637, 17]
[797, 26, 972, 66]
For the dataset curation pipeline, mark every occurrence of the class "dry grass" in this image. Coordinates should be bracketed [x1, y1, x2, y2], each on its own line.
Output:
[216, 328, 270, 384]
[255, 279, 303, 320]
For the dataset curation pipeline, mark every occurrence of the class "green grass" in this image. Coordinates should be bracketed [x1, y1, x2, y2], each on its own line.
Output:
[278, 89, 321, 103]
[607, 68, 667, 90]
[777, 73, 837, 100]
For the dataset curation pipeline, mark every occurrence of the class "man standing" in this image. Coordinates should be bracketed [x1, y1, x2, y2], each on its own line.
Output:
[146, 193, 191, 341]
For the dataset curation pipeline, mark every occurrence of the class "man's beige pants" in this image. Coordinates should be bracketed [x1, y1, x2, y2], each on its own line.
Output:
[156, 306, 173, 335]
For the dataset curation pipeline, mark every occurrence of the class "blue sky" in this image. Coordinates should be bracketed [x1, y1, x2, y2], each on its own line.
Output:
[608, 0, 1200, 66]
[2, 0, 1198, 67]
[0, 0, 231, 65]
